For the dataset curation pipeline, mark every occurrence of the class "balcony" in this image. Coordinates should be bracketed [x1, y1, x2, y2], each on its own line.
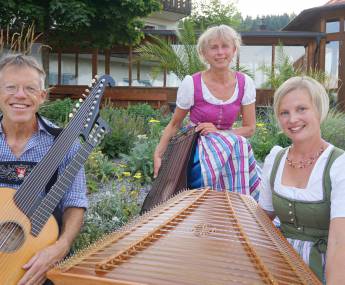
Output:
[161, 0, 191, 16]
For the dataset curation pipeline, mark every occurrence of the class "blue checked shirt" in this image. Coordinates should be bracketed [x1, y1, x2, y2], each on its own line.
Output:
[0, 117, 88, 212]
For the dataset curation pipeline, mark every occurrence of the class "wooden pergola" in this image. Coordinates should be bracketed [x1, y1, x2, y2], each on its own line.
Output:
[47, 30, 325, 108]
[47, 0, 345, 110]
[283, 1, 345, 109]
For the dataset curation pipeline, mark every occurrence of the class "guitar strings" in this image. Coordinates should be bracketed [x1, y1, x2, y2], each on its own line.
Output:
[0, 77, 105, 283]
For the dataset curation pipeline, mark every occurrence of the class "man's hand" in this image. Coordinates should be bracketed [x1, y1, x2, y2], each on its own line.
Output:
[18, 242, 68, 285]
[17, 206, 85, 285]
[195, 122, 218, 136]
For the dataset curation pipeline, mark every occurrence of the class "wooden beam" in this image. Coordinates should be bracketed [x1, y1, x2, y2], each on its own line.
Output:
[57, 50, 61, 85]
[319, 18, 326, 70]
[137, 61, 141, 81]
[307, 42, 315, 71]
[337, 16, 345, 110]
[163, 67, 167, 87]
[105, 49, 110, 75]
[271, 45, 275, 77]
[338, 40, 345, 110]
[75, 53, 79, 84]
[128, 45, 132, 86]
[92, 48, 98, 78]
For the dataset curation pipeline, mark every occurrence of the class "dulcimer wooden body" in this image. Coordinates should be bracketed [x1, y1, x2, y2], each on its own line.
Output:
[48, 189, 321, 285]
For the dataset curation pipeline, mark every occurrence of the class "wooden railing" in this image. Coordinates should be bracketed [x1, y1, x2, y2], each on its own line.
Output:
[161, 0, 191, 15]
[49, 86, 176, 109]
[49, 85, 274, 110]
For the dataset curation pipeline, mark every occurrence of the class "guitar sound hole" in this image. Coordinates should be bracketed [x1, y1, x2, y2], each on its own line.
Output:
[0, 221, 25, 252]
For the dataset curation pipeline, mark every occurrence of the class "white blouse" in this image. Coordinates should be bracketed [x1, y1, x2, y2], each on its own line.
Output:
[259, 145, 345, 220]
[176, 73, 256, 110]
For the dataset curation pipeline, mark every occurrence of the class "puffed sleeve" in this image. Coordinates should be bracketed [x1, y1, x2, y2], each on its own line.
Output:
[176, 75, 194, 110]
[330, 153, 345, 219]
[258, 146, 283, 212]
[242, 74, 256, 105]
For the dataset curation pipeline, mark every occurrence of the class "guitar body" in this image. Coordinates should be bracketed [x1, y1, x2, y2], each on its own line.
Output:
[0, 187, 59, 285]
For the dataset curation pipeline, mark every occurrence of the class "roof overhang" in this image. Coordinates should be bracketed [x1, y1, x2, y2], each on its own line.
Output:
[283, 4, 345, 31]
[240, 31, 326, 45]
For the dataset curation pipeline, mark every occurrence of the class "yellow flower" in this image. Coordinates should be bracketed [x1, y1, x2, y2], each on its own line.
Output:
[133, 172, 142, 179]
[149, 118, 160, 123]
[256, 122, 265, 127]
[122, 171, 131, 177]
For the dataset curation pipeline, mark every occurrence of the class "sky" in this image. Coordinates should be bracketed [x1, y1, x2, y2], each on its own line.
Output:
[222, 0, 328, 18]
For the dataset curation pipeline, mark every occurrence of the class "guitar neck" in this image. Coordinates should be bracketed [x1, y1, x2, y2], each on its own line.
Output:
[30, 141, 93, 236]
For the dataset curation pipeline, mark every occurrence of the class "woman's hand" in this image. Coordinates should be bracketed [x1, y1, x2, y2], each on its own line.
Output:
[195, 122, 218, 135]
[152, 107, 189, 179]
[153, 153, 162, 178]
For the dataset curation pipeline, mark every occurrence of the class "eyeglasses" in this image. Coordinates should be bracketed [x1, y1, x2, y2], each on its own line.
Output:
[1, 83, 42, 96]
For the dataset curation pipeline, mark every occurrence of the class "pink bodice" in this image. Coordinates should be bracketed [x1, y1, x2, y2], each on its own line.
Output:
[189, 72, 245, 130]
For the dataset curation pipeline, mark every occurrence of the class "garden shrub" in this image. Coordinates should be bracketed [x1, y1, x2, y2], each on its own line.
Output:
[85, 149, 119, 193]
[321, 109, 345, 150]
[72, 180, 141, 252]
[100, 107, 146, 158]
[127, 103, 160, 122]
[39, 98, 74, 127]
[250, 108, 291, 162]
[120, 118, 165, 182]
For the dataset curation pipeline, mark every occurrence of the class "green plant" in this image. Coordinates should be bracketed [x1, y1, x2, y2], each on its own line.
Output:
[126, 103, 162, 132]
[0, 1, 161, 48]
[250, 108, 290, 161]
[120, 118, 164, 182]
[39, 98, 73, 127]
[72, 181, 141, 251]
[260, 43, 331, 91]
[85, 149, 119, 193]
[100, 107, 145, 158]
[136, 21, 205, 80]
[321, 109, 345, 150]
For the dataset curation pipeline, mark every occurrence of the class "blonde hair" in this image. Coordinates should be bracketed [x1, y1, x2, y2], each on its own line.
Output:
[196, 25, 241, 64]
[0, 54, 46, 89]
[273, 76, 329, 123]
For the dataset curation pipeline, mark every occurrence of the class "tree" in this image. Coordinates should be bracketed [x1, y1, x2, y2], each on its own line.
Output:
[185, 0, 241, 31]
[240, 14, 296, 32]
[0, 0, 161, 47]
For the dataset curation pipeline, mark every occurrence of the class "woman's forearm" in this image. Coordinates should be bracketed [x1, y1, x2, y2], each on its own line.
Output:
[154, 122, 179, 159]
[326, 218, 345, 284]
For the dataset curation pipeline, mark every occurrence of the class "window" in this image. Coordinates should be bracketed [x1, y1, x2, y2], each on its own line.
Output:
[325, 41, 339, 88]
[49, 53, 58, 85]
[239, 46, 272, 88]
[110, 52, 130, 86]
[326, 20, 340, 33]
[61, 54, 77, 85]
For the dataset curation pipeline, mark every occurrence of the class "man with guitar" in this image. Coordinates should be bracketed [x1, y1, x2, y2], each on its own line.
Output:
[0, 54, 88, 285]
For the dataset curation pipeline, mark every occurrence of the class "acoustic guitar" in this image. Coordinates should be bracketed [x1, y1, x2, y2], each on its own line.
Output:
[0, 75, 114, 284]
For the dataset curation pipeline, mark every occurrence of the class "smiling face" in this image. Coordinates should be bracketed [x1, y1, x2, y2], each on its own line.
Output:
[202, 37, 236, 70]
[278, 88, 321, 143]
[0, 65, 46, 128]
